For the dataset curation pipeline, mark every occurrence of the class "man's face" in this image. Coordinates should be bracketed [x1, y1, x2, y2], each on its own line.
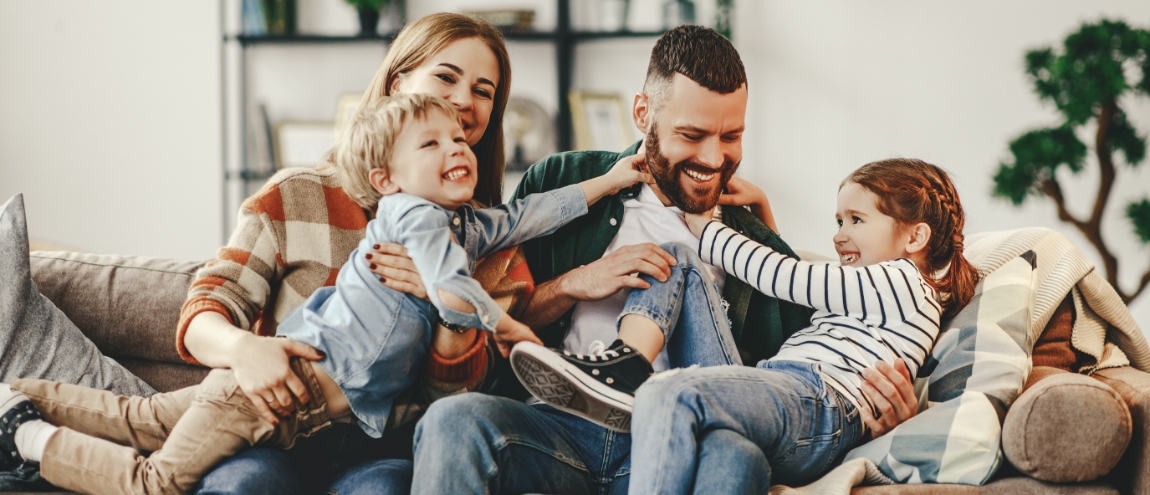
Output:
[643, 74, 747, 213]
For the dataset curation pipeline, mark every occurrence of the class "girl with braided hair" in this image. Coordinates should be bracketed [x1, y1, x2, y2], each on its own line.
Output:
[514, 158, 975, 493]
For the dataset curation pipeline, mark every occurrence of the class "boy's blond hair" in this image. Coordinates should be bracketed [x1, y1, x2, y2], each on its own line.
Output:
[333, 93, 462, 210]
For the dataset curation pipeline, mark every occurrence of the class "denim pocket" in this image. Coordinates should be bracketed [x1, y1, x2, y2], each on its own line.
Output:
[773, 428, 844, 485]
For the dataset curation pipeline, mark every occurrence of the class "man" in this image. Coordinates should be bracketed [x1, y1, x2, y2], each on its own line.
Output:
[410, 25, 915, 494]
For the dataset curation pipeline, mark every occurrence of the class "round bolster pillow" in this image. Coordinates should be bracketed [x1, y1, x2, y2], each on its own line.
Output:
[1002, 366, 1131, 482]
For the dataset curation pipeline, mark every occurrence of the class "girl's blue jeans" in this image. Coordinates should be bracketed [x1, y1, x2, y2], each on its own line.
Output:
[624, 244, 865, 494]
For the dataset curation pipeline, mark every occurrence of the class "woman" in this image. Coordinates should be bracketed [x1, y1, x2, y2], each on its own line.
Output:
[179, 13, 516, 495]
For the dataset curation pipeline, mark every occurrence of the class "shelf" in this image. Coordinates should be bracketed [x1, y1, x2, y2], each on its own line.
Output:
[228, 29, 665, 45]
[226, 169, 277, 181]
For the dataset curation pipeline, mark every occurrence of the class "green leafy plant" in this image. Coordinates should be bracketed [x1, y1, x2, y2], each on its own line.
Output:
[344, 0, 388, 11]
[994, 19, 1150, 303]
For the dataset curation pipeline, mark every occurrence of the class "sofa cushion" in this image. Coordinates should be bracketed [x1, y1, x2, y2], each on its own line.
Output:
[1002, 367, 1131, 482]
[844, 252, 1035, 485]
[0, 194, 155, 397]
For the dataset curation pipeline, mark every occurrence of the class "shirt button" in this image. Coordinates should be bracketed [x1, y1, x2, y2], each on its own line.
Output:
[609, 218, 618, 226]
[559, 320, 566, 328]
[452, 217, 461, 226]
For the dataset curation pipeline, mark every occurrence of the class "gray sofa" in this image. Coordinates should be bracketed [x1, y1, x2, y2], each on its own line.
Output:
[24, 251, 1150, 494]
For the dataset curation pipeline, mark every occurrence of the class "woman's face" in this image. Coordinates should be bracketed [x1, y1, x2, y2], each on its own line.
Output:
[392, 37, 500, 147]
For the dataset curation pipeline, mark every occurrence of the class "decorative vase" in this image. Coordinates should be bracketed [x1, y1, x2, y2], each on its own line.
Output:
[357, 8, 381, 37]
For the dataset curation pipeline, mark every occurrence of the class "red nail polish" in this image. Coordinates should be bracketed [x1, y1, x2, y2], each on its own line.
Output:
[374, 244, 380, 250]
[370, 263, 377, 270]
[366, 253, 373, 260]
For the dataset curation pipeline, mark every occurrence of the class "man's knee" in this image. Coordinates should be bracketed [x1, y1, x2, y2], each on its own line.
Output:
[415, 393, 507, 447]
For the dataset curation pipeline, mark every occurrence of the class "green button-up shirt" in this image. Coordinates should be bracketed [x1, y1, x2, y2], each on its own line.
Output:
[509, 141, 814, 370]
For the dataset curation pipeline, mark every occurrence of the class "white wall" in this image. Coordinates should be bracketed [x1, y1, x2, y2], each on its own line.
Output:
[734, 1, 1150, 330]
[0, 1, 222, 260]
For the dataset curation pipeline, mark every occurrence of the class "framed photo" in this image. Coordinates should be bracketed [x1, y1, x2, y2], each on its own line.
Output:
[334, 93, 363, 138]
[568, 91, 634, 151]
[274, 121, 336, 169]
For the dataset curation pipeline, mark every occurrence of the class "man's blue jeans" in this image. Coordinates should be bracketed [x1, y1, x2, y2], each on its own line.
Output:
[411, 243, 744, 494]
[629, 360, 864, 495]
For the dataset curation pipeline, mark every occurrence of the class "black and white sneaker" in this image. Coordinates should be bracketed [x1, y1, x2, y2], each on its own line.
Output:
[511, 340, 652, 432]
[0, 387, 41, 469]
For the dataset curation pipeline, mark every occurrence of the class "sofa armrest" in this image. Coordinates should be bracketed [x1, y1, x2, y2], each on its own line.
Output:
[1094, 366, 1150, 495]
[29, 251, 205, 365]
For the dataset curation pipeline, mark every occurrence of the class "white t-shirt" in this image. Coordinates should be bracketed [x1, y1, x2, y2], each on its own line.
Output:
[563, 184, 726, 371]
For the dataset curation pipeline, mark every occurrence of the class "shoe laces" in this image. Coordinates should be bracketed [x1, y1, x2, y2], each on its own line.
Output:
[565, 340, 620, 362]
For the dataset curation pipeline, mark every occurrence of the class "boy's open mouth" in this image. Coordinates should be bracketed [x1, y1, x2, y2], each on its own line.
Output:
[442, 166, 470, 181]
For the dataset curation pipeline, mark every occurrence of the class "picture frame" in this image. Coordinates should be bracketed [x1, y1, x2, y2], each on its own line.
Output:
[568, 91, 634, 151]
[274, 121, 336, 169]
[334, 93, 362, 138]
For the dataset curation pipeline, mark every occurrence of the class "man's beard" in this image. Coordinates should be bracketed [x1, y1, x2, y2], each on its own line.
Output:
[644, 124, 739, 213]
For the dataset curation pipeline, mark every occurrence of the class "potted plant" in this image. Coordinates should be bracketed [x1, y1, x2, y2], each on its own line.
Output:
[346, 0, 389, 37]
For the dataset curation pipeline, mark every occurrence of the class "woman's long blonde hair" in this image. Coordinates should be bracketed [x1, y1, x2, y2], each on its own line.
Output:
[355, 13, 511, 207]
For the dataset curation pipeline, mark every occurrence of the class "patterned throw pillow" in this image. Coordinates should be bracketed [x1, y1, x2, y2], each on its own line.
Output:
[0, 194, 155, 397]
[843, 252, 1036, 485]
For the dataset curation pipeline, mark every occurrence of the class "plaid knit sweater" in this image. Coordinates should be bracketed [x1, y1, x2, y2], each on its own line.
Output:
[176, 166, 528, 411]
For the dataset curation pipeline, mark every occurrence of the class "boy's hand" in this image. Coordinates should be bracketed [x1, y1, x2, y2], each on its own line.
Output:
[603, 154, 652, 193]
[580, 154, 652, 206]
[684, 207, 717, 238]
[492, 313, 542, 358]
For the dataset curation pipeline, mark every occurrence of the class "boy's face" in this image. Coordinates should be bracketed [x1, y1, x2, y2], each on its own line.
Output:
[387, 110, 478, 210]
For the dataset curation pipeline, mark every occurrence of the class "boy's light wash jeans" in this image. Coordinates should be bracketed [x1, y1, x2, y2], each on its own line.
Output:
[628, 360, 865, 495]
[411, 243, 744, 494]
[13, 358, 333, 495]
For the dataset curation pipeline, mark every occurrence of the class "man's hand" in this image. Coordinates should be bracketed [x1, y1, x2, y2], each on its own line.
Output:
[559, 243, 677, 301]
[492, 312, 543, 357]
[859, 358, 918, 438]
[229, 335, 325, 425]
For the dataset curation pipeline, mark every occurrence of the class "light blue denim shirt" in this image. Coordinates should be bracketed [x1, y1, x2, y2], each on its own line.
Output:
[377, 183, 587, 332]
[277, 183, 587, 438]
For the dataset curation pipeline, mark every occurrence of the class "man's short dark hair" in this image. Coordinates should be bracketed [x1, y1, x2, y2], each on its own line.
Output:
[644, 25, 747, 114]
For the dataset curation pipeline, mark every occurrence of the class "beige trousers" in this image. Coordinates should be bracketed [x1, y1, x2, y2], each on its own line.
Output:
[12, 358, 333, 495]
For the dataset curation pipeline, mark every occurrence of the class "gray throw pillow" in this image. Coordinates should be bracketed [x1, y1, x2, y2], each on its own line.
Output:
[0, 194, 155, 396]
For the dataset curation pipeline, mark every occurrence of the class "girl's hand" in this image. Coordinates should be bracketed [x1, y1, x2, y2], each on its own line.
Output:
[366, 243, 428, 301]
[230, 335, 325, 425]
[492, 312, 543, 358]
[684, 207, 717, 238]
[859, 358, 919, 438]
[718, 176, 778, 233]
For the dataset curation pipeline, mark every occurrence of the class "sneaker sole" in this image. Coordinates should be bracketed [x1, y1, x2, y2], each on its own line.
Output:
[510, 342, 633, 433]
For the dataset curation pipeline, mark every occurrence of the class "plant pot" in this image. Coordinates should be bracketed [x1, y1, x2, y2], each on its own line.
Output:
[357, 8, 380, 37]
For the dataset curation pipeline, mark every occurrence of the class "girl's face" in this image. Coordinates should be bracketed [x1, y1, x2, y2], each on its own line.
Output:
[391, 37, 500, 147]
[833, 182, 913, 268]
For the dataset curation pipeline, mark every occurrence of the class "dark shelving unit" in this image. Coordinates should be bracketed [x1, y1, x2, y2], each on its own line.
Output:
[223, 0, 665, 217]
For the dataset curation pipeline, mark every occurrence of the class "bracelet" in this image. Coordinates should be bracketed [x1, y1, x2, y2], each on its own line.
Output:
[436, 316, 471, 334]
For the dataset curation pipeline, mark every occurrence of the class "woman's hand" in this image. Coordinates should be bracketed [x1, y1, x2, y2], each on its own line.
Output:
[228, 334, 326, 425]
[366, 243, 428, 301]
[859, 358, 919, 438]
[717, 176, 778, 233]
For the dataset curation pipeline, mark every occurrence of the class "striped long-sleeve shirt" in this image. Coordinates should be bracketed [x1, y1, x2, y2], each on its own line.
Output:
[698, 221, 941, 415]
